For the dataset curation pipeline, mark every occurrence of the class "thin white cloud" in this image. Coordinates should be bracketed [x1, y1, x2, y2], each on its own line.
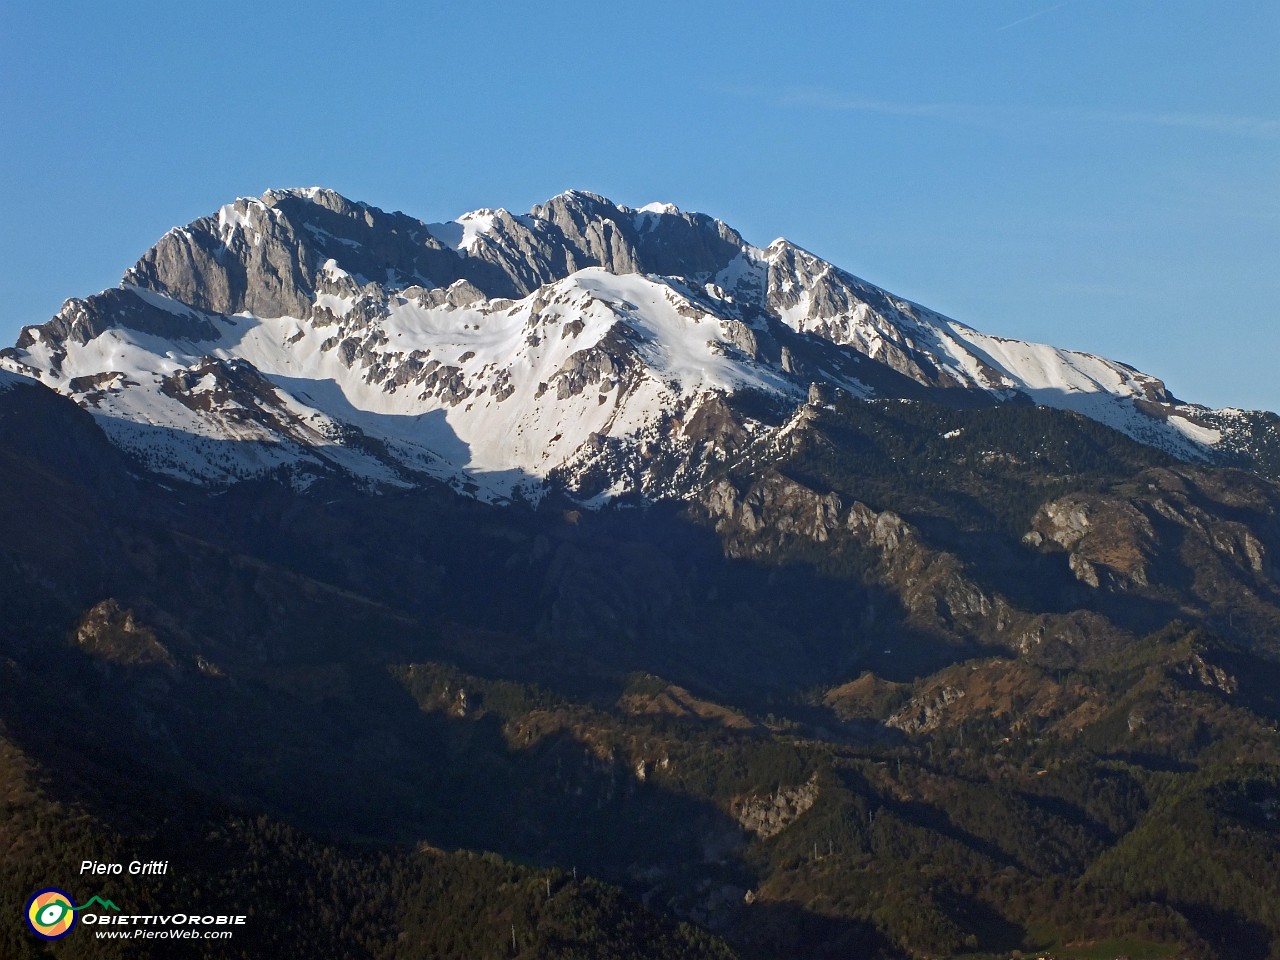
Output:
[1114, 110, 1280, 139]
[771, 90, 956, 119]
[996, 3, 1068, 32]
[743, 86, 1280, 141]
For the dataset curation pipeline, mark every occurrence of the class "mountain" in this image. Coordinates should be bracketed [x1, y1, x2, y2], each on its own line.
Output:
[4, 187, 1277, 501]
[3, 189, 1280, 960]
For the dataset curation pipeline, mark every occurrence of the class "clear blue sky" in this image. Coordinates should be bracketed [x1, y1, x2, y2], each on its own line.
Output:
[3, 1, 1277, 410]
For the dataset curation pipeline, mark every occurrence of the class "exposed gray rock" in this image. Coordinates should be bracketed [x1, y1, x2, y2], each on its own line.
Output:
[74, 599, 175, 668]
[1029, 494, 1154, 588]
[732, 775, 819, 838]
[1069, 553, 1101, 588]
[548, 339, 629, 401]
[888, 685, 966, 734]
[704, 473, 842, 545]
[16, 288, 221, 372]
[720, 319, 759, 359]
[762, 240, 967, 388]
[1178, 652, 1239, 695]
[10, 186, 1280, 502]
[530, 190, 746, 280]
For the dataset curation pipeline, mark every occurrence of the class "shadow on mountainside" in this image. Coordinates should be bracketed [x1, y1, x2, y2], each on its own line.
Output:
[0, 633, 880, 954]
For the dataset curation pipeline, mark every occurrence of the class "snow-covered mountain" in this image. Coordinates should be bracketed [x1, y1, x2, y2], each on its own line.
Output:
[2, 187, 1272, 500]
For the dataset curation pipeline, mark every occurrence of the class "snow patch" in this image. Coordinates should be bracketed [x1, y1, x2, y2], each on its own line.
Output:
[1167, 415, 1222, 446]
[635, 202, 680, 232]
[0, 368, 38, 392]
[216, 199, 260, 240]
[13, 186, 1256, 501]
[424, 210, 498, 251]
[124, 284, 211, 323]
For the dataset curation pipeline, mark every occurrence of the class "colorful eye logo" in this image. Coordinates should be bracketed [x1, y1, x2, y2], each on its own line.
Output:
[26, 889, 77, 940]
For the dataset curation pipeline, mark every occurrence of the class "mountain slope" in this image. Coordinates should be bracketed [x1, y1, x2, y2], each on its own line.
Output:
[5, 321, 1280, 958]
[4, 188, 1273, 500]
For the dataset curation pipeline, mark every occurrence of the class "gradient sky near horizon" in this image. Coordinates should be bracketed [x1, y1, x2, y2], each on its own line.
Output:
[2, 1, 1277, 410]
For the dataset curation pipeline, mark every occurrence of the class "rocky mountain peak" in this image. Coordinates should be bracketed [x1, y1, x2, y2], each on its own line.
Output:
[262, 185, 363, 213]
[3, 186, 1276, 500]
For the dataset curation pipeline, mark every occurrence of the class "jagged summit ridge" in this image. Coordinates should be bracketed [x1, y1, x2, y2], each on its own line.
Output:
[1, 186, 1264, 498]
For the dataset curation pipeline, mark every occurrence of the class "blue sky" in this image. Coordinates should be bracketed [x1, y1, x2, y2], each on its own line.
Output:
[3, 1, 1277, 409]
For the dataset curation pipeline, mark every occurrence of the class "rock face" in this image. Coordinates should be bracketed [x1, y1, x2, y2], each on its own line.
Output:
[3, 187, 1276, 498]
[1178, 651, 1239, 695]
[528, 192, 747, 281]
[123, 189, 749, 323]
[704, 472, 844, 551]
[125, 189, 463, 317]
[703, 467, 1024, 642]
[1026, 466, 1275, 599]
[732, 775, 820, 838]
[74, 600, 175, 667]
[1028, 495, 1155, 589]
[888, 686, 968, 734]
